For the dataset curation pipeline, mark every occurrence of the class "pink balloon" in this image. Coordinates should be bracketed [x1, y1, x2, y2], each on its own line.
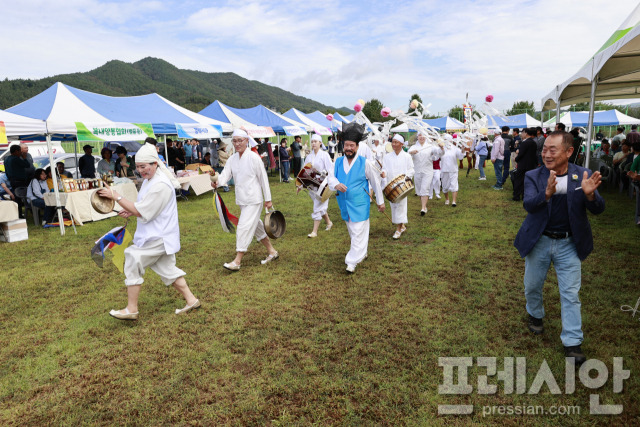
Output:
[354, 103, 362, 112]
[326, 114, 334, 121]
[381, 107, 391, 117]
[485, 95, 494, 103]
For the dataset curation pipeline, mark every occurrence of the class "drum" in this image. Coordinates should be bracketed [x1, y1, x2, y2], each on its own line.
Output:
[383, 174, 414, 203]
[295, 163, 334, 202]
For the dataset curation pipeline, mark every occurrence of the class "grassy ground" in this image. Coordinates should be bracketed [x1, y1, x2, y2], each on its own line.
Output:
[1, 163, 638, 426]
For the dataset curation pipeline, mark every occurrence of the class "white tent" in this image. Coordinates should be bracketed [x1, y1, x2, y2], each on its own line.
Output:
[0, 109, 48, 136]
[282, 108, 332, 135]
[543, 109, 640, 128]
[542, 3, 640, 167]
[8, 82, 232, 135]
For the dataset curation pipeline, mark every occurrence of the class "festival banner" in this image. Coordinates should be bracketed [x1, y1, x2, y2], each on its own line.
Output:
[0, 121, 7, 145]
[312, 126, 332, 136]
[282, 126, 307, 136]
[175, 123, 223, 139]
[241, 126, 276, 138]
[75, 122, 154, 142]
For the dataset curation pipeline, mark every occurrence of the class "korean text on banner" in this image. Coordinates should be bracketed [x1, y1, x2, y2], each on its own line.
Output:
[241, 126, 276, 138]
[176, 123, 223, 139]
[75, 122, 155, 142]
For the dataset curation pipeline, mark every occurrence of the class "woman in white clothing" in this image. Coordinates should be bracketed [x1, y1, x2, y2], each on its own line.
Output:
[408, 131, 444, 215]
[303, 134, 334, 238]
[440, 137, 466, 207]
[97, 143, 199, 320]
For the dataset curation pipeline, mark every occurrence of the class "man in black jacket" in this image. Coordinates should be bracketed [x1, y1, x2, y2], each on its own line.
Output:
[501, 126, 512, 187]
[512, 128, 538, 201]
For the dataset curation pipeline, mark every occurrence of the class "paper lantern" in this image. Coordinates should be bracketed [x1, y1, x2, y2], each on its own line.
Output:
[410, 99, 419, 110]
[326, 114, 334, 121]
[485, 95, 494, 103]
[381, 107, 391, 117]
[354, 103, 362, 112]
[357, 98, 366, 106]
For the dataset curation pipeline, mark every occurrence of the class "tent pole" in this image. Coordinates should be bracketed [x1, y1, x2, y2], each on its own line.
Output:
[163, 134, 169, 165]
[46, 133, 65, 235]
[585, 76, 598, 170]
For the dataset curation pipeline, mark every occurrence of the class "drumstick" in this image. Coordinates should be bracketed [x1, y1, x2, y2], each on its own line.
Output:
[364, 188, 393, 224]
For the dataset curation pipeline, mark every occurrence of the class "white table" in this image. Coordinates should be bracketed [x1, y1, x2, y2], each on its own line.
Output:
[44, 182, 138, 226]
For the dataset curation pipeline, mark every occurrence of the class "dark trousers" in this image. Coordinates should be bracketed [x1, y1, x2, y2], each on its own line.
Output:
[502, 150, 511, 187]
[512, 169, 525, 201]
[292, 157, 302, 179]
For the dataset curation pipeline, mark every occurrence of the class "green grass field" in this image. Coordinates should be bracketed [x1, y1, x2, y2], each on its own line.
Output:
[1, 164, 638, 426]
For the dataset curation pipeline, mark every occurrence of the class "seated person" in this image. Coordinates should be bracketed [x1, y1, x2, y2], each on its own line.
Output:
[97, 148, 116, 176]
[0, 172, 15, 200]
[27, 168, 55, 224]
[56, 161, 73, 179]
[114, 146, 135, 178]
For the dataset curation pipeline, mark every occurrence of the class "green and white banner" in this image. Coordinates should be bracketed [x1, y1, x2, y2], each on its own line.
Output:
[75, 122, 155, 142]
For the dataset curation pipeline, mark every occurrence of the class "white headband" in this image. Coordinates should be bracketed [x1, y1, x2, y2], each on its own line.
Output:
[311, 134, 322, 142]
[392, 134, 404, 144]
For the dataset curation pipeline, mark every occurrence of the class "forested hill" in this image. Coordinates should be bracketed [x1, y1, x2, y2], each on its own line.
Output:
[0, 57, 347, 114]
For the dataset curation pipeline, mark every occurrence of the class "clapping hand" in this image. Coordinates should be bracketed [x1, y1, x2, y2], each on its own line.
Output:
[581, 171, 601, 200]
[545, 170, 557, 200]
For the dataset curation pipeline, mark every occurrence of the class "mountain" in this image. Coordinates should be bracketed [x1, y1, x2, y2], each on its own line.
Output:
[0, 57, 351, 115]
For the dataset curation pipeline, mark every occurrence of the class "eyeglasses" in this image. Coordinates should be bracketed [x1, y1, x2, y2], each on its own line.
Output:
[231, 138, 246, 144]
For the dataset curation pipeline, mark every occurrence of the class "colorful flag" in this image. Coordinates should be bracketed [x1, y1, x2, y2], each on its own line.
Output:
[214, 192, 238, 233]
[91, 226, 133, 272]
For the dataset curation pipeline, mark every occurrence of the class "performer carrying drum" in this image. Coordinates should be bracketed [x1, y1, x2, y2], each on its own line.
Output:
[302, 134, 334, 238]
[381, 134, 414, 239]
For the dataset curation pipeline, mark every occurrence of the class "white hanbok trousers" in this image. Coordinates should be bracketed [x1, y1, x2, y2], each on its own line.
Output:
[309, 192, 329, 220]
[414, 172, 433, 197]
[390, 198, 408, 224]
[441, 171, 459, 193]
[345, 219, 370, 267]
[124, 239, 186, 287]
[430, 170, 441, 197]
[236, 203, 268, 252]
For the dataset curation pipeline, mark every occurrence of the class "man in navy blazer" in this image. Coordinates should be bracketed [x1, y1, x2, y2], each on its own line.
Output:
[514, 131, 604, 365]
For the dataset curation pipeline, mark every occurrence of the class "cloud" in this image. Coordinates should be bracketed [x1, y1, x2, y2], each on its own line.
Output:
[0, 0, 639, 114]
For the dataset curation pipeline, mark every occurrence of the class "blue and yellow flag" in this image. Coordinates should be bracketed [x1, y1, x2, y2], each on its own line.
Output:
[91, 226, 133, 272]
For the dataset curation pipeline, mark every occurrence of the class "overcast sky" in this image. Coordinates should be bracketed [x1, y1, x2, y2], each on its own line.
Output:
[2, 0, 639, 114]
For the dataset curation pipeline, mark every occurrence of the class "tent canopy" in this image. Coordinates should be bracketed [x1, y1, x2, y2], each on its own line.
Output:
[424, 116, 465, 131]
[282, 108, 332, 135]
[542, 4, 640, 110]
[7, 82, 232, 136]
[200, 101, 308, 133]
[543, 109, 640, 127]
[0, 109, 47, 136]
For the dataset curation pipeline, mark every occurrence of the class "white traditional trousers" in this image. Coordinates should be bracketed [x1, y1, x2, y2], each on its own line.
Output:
[345, 219, 370, 267]
[430, 170, 441, 197]
[236, 203, 268, 252]
[124, 239, 186, 287]
[414, 172, 433, 197]
[309, 192, 329, 220]
[441, 171, 459, 193]
[390, 198, 408, 224]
